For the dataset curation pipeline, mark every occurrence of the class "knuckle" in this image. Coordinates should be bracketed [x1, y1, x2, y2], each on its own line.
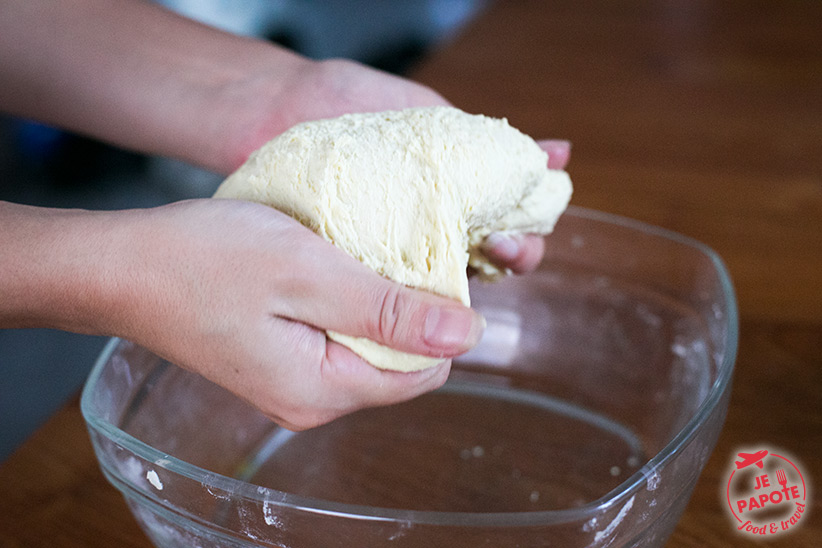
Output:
[372, 284, 407, 345]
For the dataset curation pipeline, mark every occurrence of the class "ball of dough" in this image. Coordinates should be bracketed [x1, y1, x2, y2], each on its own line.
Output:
[214, 106, 572, 371]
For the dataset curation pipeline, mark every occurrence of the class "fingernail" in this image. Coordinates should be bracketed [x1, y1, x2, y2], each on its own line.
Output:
[542, 139, 572, 149]
[424, 306, 486, 351]
[539, 140, 572, 170]
[484, 233, 521, 262]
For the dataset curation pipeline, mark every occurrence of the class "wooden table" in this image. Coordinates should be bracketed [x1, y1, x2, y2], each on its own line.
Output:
[1, 0, 819, 546]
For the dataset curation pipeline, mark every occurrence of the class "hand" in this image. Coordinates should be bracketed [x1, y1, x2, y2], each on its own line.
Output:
[220, 58, 452, 173]
[102, 199, 484, 430]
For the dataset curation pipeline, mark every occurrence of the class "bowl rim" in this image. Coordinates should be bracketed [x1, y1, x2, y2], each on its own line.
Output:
[81, 206, 739, 528]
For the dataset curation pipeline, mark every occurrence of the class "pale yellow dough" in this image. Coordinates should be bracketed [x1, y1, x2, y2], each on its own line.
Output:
[214, 106, 572, 371]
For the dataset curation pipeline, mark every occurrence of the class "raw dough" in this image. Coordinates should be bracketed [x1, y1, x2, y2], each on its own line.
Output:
[214, 106, 572, 371]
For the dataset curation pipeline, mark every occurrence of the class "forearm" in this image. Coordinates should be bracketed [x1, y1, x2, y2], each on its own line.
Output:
[0, 0, 305, 173]
[0, 0, 452, 175]
[0, 201, 129, 334]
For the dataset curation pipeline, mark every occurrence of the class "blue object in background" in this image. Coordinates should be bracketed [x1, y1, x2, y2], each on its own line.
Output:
[13, 120, 68, 164]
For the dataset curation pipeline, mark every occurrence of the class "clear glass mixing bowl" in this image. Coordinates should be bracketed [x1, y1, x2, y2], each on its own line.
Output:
[82, 207, 738, 547]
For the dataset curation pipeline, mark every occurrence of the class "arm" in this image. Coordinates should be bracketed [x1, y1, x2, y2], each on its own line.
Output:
[0, 0, 569, 175]
[0, 199, 484, 429]
[0, 0, 447, 174]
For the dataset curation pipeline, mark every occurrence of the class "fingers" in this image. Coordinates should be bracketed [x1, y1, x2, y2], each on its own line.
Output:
[249, 322, 452, 431]
[537, 139, 571, 170]
[481, 233, 545, 274]
[272, 227, 485, 359]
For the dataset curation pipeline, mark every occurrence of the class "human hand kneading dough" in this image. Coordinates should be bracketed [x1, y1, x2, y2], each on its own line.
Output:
[0, 0, 570, 429]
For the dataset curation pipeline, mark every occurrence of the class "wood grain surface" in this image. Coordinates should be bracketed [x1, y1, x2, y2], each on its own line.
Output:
[1, 0, 819, 546]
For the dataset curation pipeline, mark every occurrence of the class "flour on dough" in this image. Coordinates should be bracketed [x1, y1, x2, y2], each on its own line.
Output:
[214, 106, 572, 371]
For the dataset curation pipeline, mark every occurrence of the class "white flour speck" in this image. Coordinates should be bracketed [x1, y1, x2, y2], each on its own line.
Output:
[263, 500, 283, 527]
[593, 495, 635, 543]
[388, 521, 412, 541]
[646, 471, 661, 491]
[146, 469, 163, 490]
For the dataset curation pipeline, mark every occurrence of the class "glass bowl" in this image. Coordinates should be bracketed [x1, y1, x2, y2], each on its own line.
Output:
[81, 206, 738, 547]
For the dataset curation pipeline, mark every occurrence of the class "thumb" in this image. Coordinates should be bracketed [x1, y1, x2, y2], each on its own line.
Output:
[272, 230, 485, 358]
[350, 282, 487, 357]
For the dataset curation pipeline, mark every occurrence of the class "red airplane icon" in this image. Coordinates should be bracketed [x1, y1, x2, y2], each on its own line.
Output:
[736, 450, 768, 470]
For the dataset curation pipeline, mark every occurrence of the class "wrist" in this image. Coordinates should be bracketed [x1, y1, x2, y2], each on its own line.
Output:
[202, 46, 312, 174]
[0, 202, 139, 337]
[212, 57, 451, 175]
